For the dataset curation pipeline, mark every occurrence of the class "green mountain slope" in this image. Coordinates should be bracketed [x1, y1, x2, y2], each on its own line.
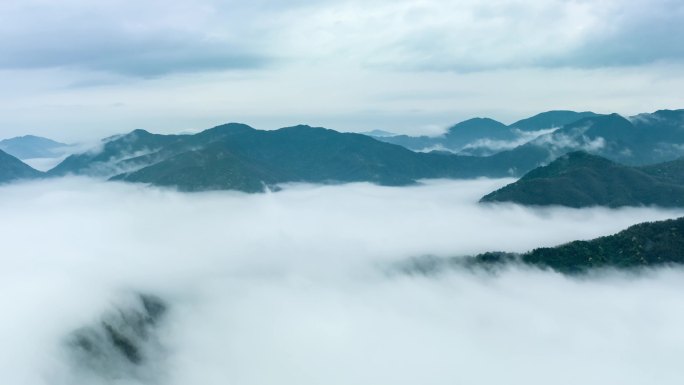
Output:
[0, 149, 43, 183]
[473, 217, 684, 273]
[48, 124, 255, 177]
[480, 151, 684, 208]
[112, 125, 452, 192]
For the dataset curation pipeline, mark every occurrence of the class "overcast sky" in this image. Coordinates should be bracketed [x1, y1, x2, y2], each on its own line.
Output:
[1, 0, 683, 141]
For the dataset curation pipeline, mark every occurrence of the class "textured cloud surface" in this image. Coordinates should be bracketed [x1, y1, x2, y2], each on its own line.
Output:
[1, 178, 684, 384]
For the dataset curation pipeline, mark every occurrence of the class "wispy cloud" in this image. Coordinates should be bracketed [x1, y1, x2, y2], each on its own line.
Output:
[460, 127, 558, 154]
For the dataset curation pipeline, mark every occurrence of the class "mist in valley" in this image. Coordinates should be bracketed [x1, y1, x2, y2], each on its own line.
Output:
[1, 177, 684, 385]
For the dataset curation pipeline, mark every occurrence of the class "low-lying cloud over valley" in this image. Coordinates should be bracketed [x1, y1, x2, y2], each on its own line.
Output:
[2, 177, 684, 384]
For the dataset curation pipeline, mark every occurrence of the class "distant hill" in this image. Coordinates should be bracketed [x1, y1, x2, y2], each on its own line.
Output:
[374, 111, 599, 154]
[529, 113, 636, 164]
[507, 110, 684, 166]
[378, 117, 516, 153]
[480, 151, 684, 208]
[0, 149, 43, 183]
[509, 110, 598, 131]
[48, 123, 263, 177]
[109, 125, 481, 192]
[0, 135, 69, 159]
[443, 118, 517, 148]
[629, 109, 684, 163]
[375, 109, 684, 165]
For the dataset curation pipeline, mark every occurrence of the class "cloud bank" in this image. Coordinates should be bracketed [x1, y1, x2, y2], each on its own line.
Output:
[1, 177, 684, 384]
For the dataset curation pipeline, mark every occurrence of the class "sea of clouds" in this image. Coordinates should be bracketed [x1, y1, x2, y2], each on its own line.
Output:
[2, 177, 684, 385]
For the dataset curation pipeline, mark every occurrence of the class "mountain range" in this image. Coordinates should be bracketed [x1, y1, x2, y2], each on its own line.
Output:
[480, 151, 684, 208]
[2, 110, 684, 274]
[377, 110, 598, 154]
[378, 110, 684, 166]
[1, 108, 683, 192]
[44, 122, 563, 192]
[94, 124, 520, 192]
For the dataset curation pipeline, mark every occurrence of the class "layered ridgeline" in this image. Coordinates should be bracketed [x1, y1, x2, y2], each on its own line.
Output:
[0, 135, 70, 160]
[48, 128, 197, 178]
[480, 151, 684, 208]
[528, 111, 684, 165]
[47, 123, 553, 192]
[0, 149, 43, 183]
[376, 117, 518, 155]
[402, 217, 684, 274]
[374, 109, 684, 166]
[28, 108, 684, 192]
[374, 110, 598, 154]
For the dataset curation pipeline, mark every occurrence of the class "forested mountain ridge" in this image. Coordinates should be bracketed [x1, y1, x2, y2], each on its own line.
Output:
[0, 149, 43, 183]
[401, 217, 684, 275]
[480, 151, 684, 208]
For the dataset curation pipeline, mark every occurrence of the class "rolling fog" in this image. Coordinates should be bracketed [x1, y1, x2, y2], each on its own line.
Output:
[2, 177, 684, 385]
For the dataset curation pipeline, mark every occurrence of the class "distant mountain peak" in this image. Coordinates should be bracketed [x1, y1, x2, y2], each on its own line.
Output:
[11, 134, 50, 140]
[205, 122, 255, 132]
[448, 117, 507, 130]
[654, 108, 684, 114]
[521, 151, 617, 180]
[0, 135, 69, 160]
[129, 128, 152, 136]
[510, 110, 599, 131]
[464, 117, 500, 123]
[198, 123, 256, 138]
[283, 124, 315, 129]
[651, 109, 684, 120]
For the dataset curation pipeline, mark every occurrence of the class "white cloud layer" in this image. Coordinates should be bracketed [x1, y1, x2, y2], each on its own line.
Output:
[1, 177, 684, 384]
[460, 127, 559, 154]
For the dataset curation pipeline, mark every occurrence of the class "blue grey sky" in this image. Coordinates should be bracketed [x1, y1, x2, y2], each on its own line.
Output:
[1, 0, 683, 141]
